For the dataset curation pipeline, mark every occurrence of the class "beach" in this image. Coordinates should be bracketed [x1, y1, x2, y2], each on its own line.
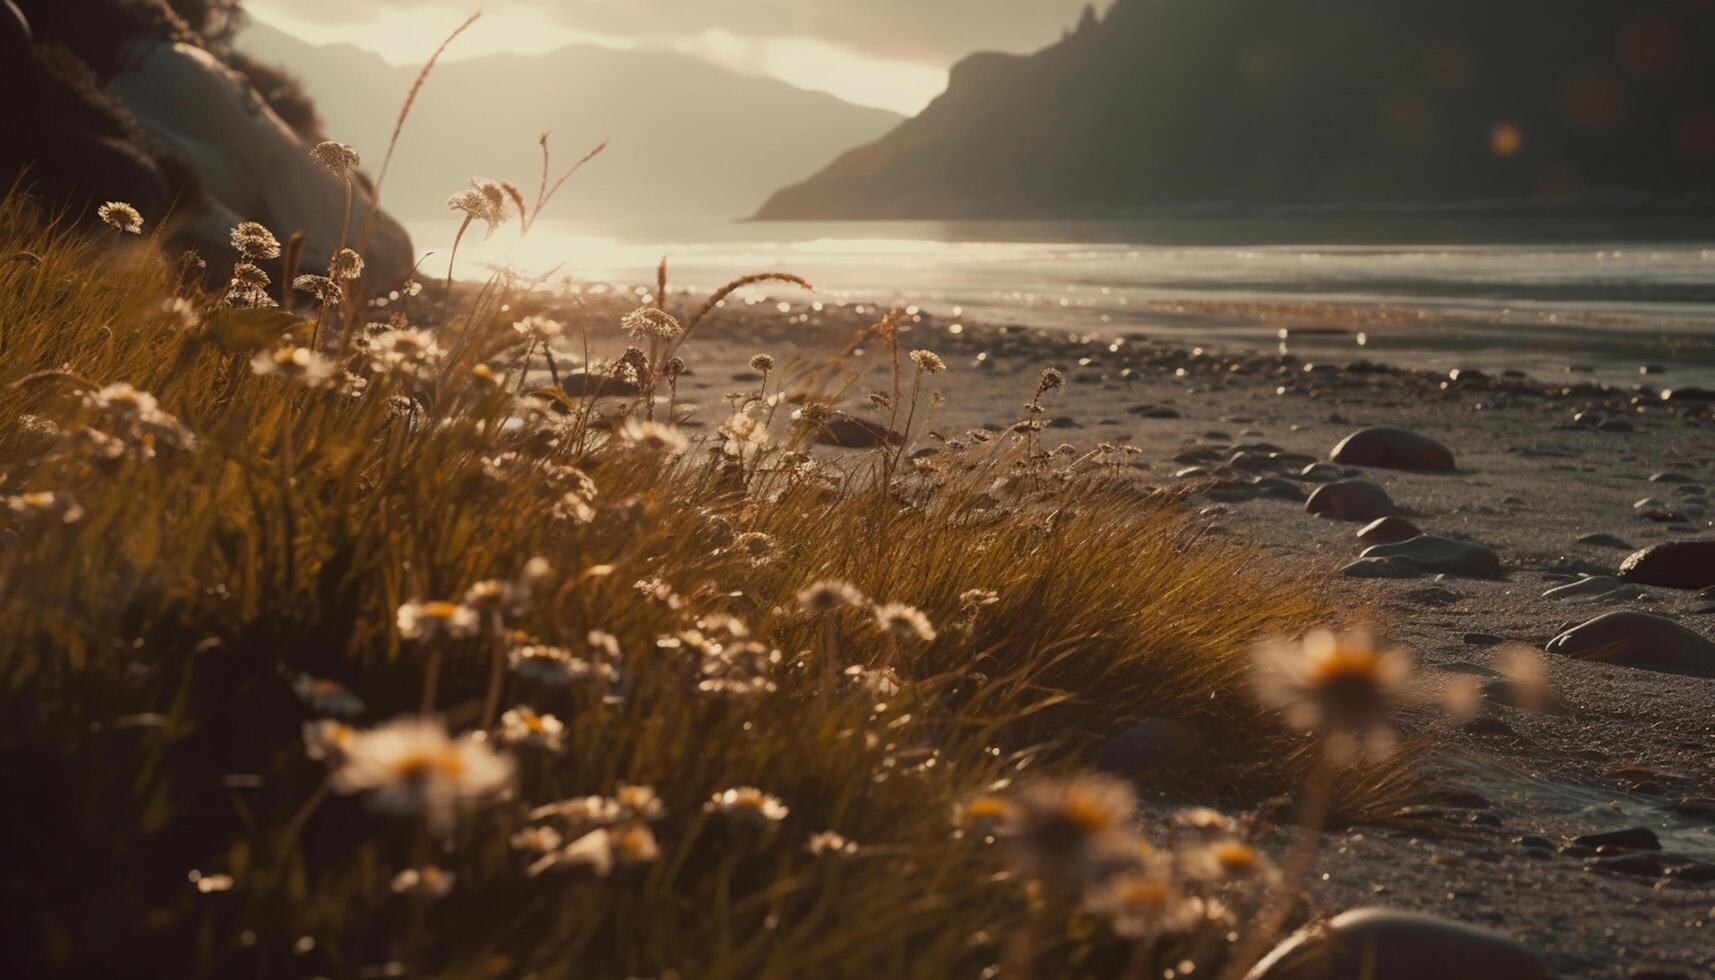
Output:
[540, 285, 1715, 978]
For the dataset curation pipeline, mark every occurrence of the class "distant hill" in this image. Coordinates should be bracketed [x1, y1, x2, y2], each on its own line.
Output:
[756, 0, 1715, 221]
[238, 22, 903, 221]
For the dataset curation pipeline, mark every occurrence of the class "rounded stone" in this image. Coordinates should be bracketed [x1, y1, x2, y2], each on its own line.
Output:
[1359, 536, 1502, 579]
[1618, 540, 1715, 591]
[1357, 516, 1422, 545]
[1244, 908, 1550, 980]
[1545, 612, 1715, 677]
[815, 412, 902, 448]
[1330, 427, 1456, 473]
[1306, 480, 1396, 522]
[1093, 719, 1207, 778]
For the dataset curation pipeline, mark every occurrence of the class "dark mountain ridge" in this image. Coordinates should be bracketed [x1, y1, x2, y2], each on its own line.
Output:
[757, 0, 1715, 221]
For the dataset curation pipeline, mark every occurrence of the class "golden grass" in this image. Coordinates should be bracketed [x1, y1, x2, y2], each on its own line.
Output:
[0, 191, 1419, 979]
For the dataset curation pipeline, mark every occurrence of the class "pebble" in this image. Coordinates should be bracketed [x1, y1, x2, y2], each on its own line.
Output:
[1244, 907, 1550, 980]
[1618, 540, 1715, 591]
[1330, 427, 1457, 473]
[1577, 533, 1635, 550]
[1591, 853, 1665, 878]
[1541, 575, 1643, 603]
[1307, 480, 1397, 522]
[1299, 462, 1347, 483]
[1357, 516, 1421, 545]
[1546, 612, 1715, 677]
[1463, 632, 1505, 647]
[1128, 403, 1182, 419]
[1355, 536, 1503, 580]
[1574, 826, 1661, 850]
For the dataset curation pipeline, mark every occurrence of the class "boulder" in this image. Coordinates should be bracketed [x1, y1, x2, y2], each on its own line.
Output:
[1306, 480, 1396, 522]
[1545, 612, 1715, 677]
[1359, 536, 1502, 579]
[1093, 718, 1207, 779]
[1357, 516, 1421, 545]
[1330, 427, 1456, 473]
[1245, 908, 1550, 980]
[1618, 541, 1715, 590]
[815, 412, 902, 449]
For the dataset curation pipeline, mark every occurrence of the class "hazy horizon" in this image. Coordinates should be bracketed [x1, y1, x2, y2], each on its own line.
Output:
[245, 0, 1115, 115]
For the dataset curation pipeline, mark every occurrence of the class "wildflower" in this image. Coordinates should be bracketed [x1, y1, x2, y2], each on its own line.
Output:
[698, 640, 781, 697]
[955, 794, 1015, 834]
[303, 720, 355, 763]
[293, 275, 342, 305]
[6, 491, 84, 525]
[1002, 776, 1136, 879]
[910, 349, 947, 374]
[618, 418, 689, 455]
[226, 261, 276, 308]
[309, 140, 361, 174]
[446, 177, 509, 236]
[292, 674, 366, 717]
[749, 353, 775, 373]
[731, 531, 777, 565]
[705, 787, 790, 826]
[369, 328, 447, 378]
[620, 307, 683, 342]
[527, 823, 659, 878]
[508, 645, 600, 686]
[806, 831, 859, 857]
[396, 601, 481, 643]
[1171, 807, 1240, 839]
[511, 825, 564, 854]
[719, 408, 769, 462]
[797, 579, 865, 617]
[1083, 864, 1205, 943]
[83, 383, 197, 452]
[1251, 628, 1412, 763]
[553, 491, 597, 525]
[874, 603, 936, 643]
[461, 579, 517, 615]
[512, 316, 564, 342]
[251, 345, 335, 387]
[188, 870, 234, 894]
[330, 717, 515, 834]
[329, 248, 365, 281]
[499, 706, 566, 751]
[390, 866, 455, 898]
[97, 201, 144, 234]
[1038, 368, 1066, 393]
[161, 297, 202, 331]
[615, 784, 666, 823]
[1182, 839, 1279, 892]
[845, 664, 902, 698]
[528, 795, 624, 828]
[230, 221, 281, 260]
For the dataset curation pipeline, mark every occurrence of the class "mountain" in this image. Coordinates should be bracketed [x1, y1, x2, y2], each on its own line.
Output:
[237, 22, 903, 222]
[756, 0, 1715, 221]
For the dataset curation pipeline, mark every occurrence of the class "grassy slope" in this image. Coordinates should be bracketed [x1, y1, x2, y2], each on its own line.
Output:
[0, 196, 1411, 978]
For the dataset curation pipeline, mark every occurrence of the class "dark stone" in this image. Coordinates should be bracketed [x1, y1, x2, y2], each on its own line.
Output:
[1463, 632, 1505, 647]
[1578, 533, 1635, 550]
[1128, 404, 1182, 419]
[1572, 827, 1661, 850]
[1359, 536, 1503, 579]
[1591, 854, 1665, 877]
[563, 371, 642, 398]
[1357, 516, 1421, 545]
[1462, 717, 1516, 737]
[1330, 427, 1456, 473]
[1306, 480, 1396, 522]
[1546, 612, 1715, 677]
[1244, 908, 1550, 980]
[1662, 387, 1715, 403]
[1598, 417, 1637, 433]
[815, 413, 902, 449]
[1618, 540, 1715, 590]
[1515, 835, 1554, 850]
[1093, 718, 1207, 778]
[1250, 477, 1306, 502]
[1670, 862, 1715, 883]
[1341, 557, 1421, 579]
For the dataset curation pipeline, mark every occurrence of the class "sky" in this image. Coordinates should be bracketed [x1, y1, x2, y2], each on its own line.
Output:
[245, 0, 1113, 115]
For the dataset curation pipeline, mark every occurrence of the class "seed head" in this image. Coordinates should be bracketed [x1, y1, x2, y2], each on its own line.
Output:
[230, 221, 281, 260]
[97, 201, 144, 234]
[310, 141, 362, 174]
[910, 349, 947, 374]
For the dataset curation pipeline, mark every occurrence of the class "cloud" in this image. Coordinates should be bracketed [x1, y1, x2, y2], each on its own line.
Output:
[267, 0, 1112, 64]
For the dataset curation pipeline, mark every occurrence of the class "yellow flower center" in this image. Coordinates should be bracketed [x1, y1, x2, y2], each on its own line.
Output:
[1214, 843, 1259, 871]
[1118, 879, 1171, 908]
